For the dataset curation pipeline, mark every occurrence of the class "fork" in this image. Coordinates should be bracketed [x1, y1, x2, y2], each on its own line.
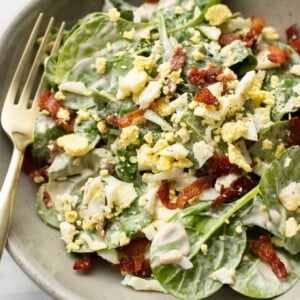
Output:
[0, 13, 65, 259]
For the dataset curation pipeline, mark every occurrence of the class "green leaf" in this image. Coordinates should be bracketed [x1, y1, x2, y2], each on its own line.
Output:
[232, 248, 300, 299]
[55, 13, 150, 84]
[151, 202, 247, 299]
[249, 120, 290, 163]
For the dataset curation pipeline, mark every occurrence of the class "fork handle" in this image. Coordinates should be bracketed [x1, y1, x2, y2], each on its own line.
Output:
[0, 146, 24, 259]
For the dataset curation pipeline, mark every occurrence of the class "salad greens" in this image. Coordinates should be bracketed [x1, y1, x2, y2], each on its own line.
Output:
[29, 0, 300, 299]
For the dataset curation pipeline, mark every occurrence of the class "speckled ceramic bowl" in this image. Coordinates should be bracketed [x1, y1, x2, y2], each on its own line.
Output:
[0, 1, 299, 299]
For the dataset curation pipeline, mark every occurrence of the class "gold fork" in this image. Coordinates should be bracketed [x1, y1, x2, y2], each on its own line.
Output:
[0, 13, 65, 259]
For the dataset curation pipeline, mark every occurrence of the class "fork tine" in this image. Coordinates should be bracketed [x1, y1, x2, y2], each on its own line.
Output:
[18, 16, 55, 108]
[30, 21, 66, 112]
[4, 13, 44, 107]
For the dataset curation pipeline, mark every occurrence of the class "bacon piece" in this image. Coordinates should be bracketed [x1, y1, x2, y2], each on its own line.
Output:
[170, 47, 187, 72]
[212, 176, 257, 208]
[157, 182, 177, 210]
[288, 117, 300, 146]
[145, 0, 159, 3]
[177, 176, 214, 209]
[107, 109, 144, 128]
[187, 64, 223, 88]
[39, 91, 75, 132]
[289, 40, 300, 53]
[244, 16, 266, 47]
[73, 254, 93, 273]
[286, 24, 299, 41]
[208, 155, 241, 178]
[218, 32, 241, 46]
[286, 24, 300, 53]
[29, 165, 49, 183]
[42, 190, 54, 209]
[250, 234, 288, 280]
[113, 238, 151, 277]
[194, 87, 220, 106]
[268, 45, 291, 64]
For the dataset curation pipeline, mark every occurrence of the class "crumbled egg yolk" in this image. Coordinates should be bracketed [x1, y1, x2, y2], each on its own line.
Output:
[56, 108, 70, 123]
[262, 26, 280, 41]
[55, 90, 66, 100]
[205, 4, 232, 26]
[137, 139, 192, 173]
[76, 109, 90, 124]
[108, 7, 120, 23]
[192, 50, 205, 61]
[228, 142, 252, 172]
[123, 28, 136, 40]
[119, 125, 140, 148]
[97, 120, 109, 134]
[152, 97, 175, 117]
[65, 211, 78, 223]
[134, 55, 156, 71]
[57, 134, 90, 156]
[221, 120, 248, 143]
[174, 6, 184, 15]
[144, 131, 153, 144]
[117, 67, 149, 100]
[284, 217, 299, 238]
[95, 57, 107, 74]
[190, 30, 201, 44]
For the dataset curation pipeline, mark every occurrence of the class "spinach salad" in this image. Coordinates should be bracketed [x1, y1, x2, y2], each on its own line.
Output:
[28, 0, 300, 298]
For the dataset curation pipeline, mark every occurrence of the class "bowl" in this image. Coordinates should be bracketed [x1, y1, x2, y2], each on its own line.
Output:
[0, 1, 300, 299]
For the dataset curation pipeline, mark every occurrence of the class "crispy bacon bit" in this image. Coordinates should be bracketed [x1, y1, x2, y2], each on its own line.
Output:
[113, 238, 151, 277]
[244, 16, 266, 47]
[286, 24, 299, 41]
[218, 32, 241, 46]
[29, 165, 49, 183]
[268, 45, 291, 64]
[250, 234, 288, 280]
[208, 155, 240, 178]
[187, 64, 223, 88]
[170, 47, 187, 72]
[42, 190, 54, 209]
[212, 176, 257, 208]
[194, 87, 220, 106]
[157, 182, 177, 210]
[289, 40, 300, 53]
[177, 176, 214, 209]
[73, 254, 93, 273]
[145, 0, 159, 3]
[288, 117, 300, 146]
[39, 91, 75, 132]
[286, 24, 300, 53]
[107, 109, 144, 128]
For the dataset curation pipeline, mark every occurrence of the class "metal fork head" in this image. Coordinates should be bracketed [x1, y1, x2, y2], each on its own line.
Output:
[0, 13, 65, 151]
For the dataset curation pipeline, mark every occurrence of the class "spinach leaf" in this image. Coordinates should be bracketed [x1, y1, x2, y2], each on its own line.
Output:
[232, 248, 300, 299]
[36, 149, 115, 228]
[31, 114, 67, 166]
[74, 200, 152, 252]
[259, 146, 300, 254]
[271, 73, 300, 121]
[249, 120, 290, 163]
[55, 13, 150, 84]
[151, 202, 247, 299]
[115, 146, 140, 183]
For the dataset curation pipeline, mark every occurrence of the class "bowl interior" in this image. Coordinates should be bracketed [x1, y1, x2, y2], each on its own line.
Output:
[0, 1, 299, 300]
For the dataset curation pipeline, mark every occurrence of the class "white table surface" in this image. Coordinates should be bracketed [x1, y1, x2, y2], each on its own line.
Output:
[0, 1, 52, 299]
